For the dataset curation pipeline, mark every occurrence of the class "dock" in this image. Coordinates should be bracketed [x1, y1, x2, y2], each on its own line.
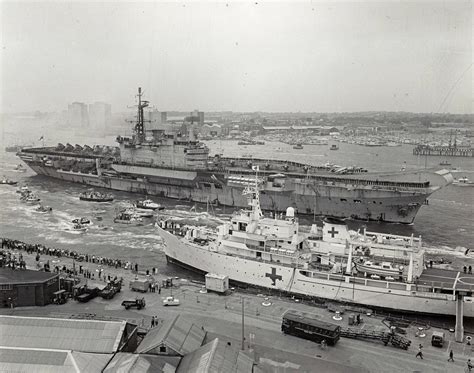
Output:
[413, 145, 473, 157]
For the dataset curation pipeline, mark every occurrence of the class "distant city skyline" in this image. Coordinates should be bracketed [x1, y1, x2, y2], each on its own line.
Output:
[1, 1, 472, 114]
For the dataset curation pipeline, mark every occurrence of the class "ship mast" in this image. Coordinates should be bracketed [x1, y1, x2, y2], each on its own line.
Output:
[242, 167, 263, 222]
[135, 87, 149, 144]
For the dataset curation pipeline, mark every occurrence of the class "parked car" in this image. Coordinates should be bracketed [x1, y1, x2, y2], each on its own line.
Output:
[163, 296, 180, 306]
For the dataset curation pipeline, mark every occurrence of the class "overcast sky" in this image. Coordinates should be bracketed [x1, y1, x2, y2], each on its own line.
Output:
[1, 1, 472, 114]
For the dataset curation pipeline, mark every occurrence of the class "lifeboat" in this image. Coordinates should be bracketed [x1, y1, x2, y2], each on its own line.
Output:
[355, 260, 403, 278]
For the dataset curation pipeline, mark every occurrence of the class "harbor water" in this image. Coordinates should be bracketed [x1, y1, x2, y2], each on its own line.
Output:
[0, 129, 473, 273]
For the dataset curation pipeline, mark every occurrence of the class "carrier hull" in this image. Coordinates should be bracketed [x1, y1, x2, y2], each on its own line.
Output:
[19, 158, 443, 224]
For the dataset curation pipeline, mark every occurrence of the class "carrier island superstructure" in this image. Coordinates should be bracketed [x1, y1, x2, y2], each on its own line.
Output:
[17, 88, 453, 224]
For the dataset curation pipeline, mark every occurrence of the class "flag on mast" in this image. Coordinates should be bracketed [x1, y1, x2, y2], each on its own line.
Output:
[251, 165, 259, 171]
[38, 136, 44, 141]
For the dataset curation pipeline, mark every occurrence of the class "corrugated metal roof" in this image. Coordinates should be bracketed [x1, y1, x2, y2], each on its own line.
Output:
[0, 347, 111, 373]
[104, 353, 180, 373]
[0, 316, 126, 353]
[136, 315, 205, 355]
[0, 268, 58, 285]
[176, 338, 254, 373]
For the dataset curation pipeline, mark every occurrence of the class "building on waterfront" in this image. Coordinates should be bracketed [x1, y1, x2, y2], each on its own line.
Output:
[0, 268, 59, 307]
[89, 102, 112, 131]
[0, 315, 139, 372]
[199, 123, 222, 138]
[135, 314, 206, 356]
[67, 102, 89, 127]
[176, 337, 255, 373]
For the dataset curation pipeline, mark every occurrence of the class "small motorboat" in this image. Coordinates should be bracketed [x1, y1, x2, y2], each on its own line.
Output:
[439, 160, 451, 166]
[79, 191, 114, 202]
[330, 144, 339, 151]
[35, 204, 53, 213]
[14, 164, 27, 172]
[135, 199, 164, 210]
[0, 177, 18, 186]
[293, 143, 303, 150]
[22, 194, 41, 205]
[453, 177, 474, 186]
[114, 211, 143, 225]
[72, 223, 88, 232]
[72, 217, 91, 225]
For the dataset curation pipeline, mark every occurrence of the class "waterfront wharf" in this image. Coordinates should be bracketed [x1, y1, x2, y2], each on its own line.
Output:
[418, 268, 474, 293]
[413, 145, 473, 157]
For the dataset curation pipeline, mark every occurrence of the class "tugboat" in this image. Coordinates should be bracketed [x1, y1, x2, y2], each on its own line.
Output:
[72, 217, 91, 225]
[79, 191, 114, 202]
[135, 199, 164, 210]
[0, 177, 18, 186]
[35, 204, 53, 213]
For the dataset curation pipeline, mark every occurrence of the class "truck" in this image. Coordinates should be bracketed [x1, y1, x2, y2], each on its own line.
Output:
[130, 277, 153, 292]
[75, 287, 100, 303]
[99, 278, 122, 300]
[121, 298, 146, 310]
[205, 273, 229, 294]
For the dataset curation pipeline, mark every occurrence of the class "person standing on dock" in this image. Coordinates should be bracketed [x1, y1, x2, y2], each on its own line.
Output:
[448, 350, 454, 362]
[415, 344, 423, 359]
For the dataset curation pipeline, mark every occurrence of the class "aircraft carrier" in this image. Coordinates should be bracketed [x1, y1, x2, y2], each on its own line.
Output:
[17, 88, 453, 224]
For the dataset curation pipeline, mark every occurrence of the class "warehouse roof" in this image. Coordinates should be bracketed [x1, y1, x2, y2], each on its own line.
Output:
[104, 353, 181, 373]
[0, 316, 126, 353]
[0, 268, 58, 285]
[136, 315, 206, 355]
[0, 347, 111, 373]
[177, 338, 254, 373]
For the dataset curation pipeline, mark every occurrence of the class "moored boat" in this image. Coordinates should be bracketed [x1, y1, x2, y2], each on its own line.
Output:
[293, 144, 303, 150]
[330, 144, 339, 150]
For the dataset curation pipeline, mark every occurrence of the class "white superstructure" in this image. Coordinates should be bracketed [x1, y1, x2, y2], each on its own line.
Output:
[157, 177, 474, 318]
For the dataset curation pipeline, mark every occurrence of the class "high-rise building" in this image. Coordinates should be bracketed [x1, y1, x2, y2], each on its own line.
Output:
[185, 110, 204, 125]
[89, 102, 111, 131]
[68, 102, 89, 127]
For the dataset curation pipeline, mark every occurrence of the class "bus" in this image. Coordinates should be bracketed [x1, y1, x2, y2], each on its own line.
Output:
[282, 310, 341, 346]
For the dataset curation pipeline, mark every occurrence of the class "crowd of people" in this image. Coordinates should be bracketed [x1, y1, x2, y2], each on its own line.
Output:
[0, 237, 146, 274]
